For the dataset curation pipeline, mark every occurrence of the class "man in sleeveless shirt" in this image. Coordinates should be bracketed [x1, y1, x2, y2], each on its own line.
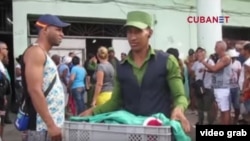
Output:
[199, 41, 232, 125]
[21, 14, 70, 141]
[80, 11, 190, 133]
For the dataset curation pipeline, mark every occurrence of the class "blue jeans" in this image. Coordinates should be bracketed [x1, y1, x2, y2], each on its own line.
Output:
[230, 87, 240, 110]
[72, 87, 85, 115]
[244, 99, 250, 113]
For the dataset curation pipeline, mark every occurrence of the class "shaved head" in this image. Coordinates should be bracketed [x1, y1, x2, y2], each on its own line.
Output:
[51, 54, 60, 65]
[216, 41, 227, 50]
[51, 54, 60, 59]
[215, 40, 228, 57]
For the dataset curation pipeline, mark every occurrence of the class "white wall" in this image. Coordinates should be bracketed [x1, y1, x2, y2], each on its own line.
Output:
[30, 38, 86, 49]
[49, 49, 85, 65]
[30, 38, 86, 64]
[112, 39, 130, 61]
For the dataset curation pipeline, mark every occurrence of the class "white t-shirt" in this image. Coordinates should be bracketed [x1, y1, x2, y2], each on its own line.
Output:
[0, 61, 5, 73]
[15, 64, 21, 81]
[191, 59, 215, 89]
[230, 60, 241, 88]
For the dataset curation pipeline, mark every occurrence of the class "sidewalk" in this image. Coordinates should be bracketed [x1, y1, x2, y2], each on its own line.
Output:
[3, 113, 22, 141]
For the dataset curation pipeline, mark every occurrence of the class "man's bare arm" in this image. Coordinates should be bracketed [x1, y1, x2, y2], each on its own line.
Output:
[202, 56, 230, 72]
[24, 47, 56, 128]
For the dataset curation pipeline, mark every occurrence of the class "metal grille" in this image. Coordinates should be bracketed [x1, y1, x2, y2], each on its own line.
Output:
[29, 19, 126, 37]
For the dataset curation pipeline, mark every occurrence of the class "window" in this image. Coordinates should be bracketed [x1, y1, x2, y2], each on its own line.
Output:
[28, 16, 126, 37]
[223, 26, 250, 40]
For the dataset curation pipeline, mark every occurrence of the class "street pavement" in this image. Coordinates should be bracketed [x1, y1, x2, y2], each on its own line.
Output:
[3, 112, 197, 141]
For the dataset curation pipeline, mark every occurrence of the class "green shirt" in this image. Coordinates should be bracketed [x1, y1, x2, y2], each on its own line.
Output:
[87, 61, 97, 71]
[94, 48, 188, 115]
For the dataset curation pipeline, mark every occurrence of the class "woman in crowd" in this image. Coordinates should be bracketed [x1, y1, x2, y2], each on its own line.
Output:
[166, 48, 189, 98]
[68, 56, 87, 115]
[91, 47, 115, 107]
[166, 48, 185, 83]
[185, 49, 197, 114]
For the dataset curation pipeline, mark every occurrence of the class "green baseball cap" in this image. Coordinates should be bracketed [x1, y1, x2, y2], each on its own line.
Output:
[125, 11, 153, 29]
[108, 47, 114, 52]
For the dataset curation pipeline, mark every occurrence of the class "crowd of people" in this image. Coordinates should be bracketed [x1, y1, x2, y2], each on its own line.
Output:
[0, 41, 13, 141]
[166, 42, 250, 126]
[50, 47, 126, 117]
[0, 10, 249, 141]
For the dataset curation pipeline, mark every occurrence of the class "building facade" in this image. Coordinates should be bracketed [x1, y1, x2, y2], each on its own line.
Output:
[13, 0, 250, 60]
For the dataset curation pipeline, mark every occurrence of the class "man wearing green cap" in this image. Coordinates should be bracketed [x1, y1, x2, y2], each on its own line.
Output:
[108, 47, 119, 69]
[80, 11, 190, 133]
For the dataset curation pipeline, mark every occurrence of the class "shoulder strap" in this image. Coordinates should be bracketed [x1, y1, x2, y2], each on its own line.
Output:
[202, 59, 210, 80]
[22, 44, 54, 97]
[44, 75, 57, 97]
[20, 72, 57, 112]
[22, 44, 47, 67]
[202, 70, 206, 80]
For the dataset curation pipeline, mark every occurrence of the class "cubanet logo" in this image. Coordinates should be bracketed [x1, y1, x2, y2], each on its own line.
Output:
[187, 16, 230, 23]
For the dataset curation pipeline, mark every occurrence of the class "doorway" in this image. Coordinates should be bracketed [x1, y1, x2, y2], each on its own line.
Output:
[86, 38, 112, 57]
[0, 33, 15, 103]
[223, 26, 250, 40]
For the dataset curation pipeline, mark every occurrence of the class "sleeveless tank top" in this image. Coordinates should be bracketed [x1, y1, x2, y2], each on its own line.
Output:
[212, 59, 232, 89]
[21, 45, 65, 131]
[36, 54, 65, 131]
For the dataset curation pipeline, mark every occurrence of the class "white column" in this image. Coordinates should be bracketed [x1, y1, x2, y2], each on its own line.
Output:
[197, 0, 222, 55]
